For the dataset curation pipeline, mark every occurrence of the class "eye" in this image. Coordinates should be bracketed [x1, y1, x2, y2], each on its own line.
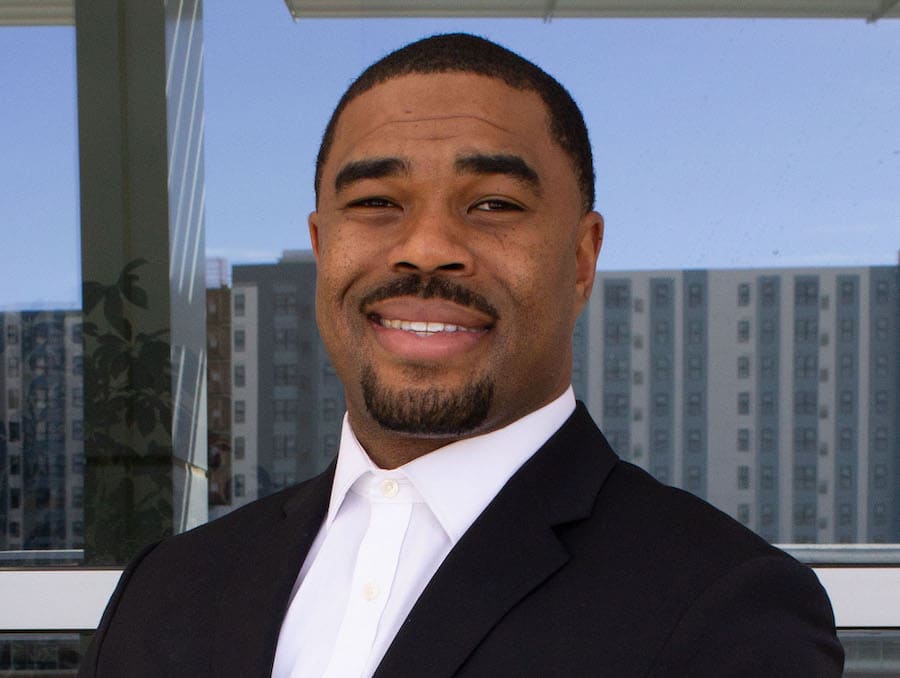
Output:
[472, 198, 524, 212]
[346, 197, 397, 209]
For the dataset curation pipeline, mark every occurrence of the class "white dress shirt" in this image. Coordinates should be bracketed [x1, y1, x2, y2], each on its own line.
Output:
[271, 387, 576, 678]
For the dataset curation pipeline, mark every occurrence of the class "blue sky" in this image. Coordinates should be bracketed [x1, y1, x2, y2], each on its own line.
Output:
[2, 2, 898, 308]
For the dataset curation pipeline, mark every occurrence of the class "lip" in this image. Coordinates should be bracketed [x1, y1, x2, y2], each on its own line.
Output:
[365, 297, 494, 362]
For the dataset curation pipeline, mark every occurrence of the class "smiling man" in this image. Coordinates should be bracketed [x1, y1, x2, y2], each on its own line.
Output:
[79, 34, 843, 678]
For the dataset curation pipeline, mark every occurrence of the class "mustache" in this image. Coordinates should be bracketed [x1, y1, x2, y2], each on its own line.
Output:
[358, 275, 499, 321]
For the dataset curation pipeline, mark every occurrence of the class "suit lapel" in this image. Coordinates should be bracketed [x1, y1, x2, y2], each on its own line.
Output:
[374, 404, 617, 678]
[209, 462, 335, 677]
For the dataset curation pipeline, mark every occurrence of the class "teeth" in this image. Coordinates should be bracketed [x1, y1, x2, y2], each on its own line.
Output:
[379, 318, 474, 333]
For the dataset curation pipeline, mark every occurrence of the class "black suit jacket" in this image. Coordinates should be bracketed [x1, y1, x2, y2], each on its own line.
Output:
[78, 404, 843, 677]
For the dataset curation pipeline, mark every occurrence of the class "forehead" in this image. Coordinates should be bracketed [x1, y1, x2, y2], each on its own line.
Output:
[324, 73, 564, 179]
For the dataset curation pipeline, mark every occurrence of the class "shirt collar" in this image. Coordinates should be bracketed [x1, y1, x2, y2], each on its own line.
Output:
[326, 387, 576, 544]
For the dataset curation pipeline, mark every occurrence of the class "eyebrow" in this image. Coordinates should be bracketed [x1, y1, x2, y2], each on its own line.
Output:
[334, 157, 408, 193]
[454, 153, 541, 194]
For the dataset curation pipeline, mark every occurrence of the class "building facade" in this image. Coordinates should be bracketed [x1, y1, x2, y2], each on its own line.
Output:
[218, 251, 345, 516]
[0, 310, 84, 553]
[585, 266, 899, 544]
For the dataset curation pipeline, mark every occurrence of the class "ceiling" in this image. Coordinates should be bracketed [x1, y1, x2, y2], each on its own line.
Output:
[1, 0, 898, 26]
[282, 0, 900, 21]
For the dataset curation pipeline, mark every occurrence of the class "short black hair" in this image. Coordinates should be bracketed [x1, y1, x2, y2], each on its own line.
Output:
[315, 33, 595, 213]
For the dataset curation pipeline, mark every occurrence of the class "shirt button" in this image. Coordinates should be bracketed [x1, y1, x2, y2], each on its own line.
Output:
[362, 582, 380, 601]
[380, 479, 399, 498]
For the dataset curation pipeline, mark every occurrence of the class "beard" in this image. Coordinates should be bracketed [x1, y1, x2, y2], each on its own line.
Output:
[361, 364, 494, 437]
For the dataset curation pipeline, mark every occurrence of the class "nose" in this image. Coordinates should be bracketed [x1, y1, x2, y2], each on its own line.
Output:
[389, 207, 473, 276]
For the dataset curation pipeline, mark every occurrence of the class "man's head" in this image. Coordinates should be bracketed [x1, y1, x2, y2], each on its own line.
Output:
[310, 34, 604, 467]
[315, 33, 595, 214]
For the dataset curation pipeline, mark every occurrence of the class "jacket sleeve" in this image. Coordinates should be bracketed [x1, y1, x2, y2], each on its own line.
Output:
[647, 555, 844, 677]
[76, 541, 162, 678]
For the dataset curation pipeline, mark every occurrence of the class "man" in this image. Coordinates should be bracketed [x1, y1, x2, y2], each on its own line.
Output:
[78, 34, 843, 677]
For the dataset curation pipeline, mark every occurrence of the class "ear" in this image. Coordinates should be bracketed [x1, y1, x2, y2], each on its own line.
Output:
[574, 210, 603, 311]
[308, 211, 321, 260]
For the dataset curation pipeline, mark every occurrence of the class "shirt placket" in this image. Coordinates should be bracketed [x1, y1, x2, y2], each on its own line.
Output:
[319, 478, 413, 678]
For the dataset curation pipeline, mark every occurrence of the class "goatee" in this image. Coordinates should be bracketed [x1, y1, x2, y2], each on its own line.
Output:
[361, 365, 494, 436]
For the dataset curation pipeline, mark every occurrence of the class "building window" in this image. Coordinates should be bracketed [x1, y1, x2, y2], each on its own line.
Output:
[72, 420, 83, 441]
[604, 355, 627, 381]
[737, 320, 750, 343]
[686, 466, 701, 490]
[234, 400, 246, 424]
[234, 474, 246, 498]
[654, 357, 670, 381]
[761, 465, 775, 490]
[234, 364, 245, 388]
[274, 364, 298, 385]
[873, 502, 887, 526]
[874, 317, 890, 341]
[687, 392, 703, 416]
[794, 465, 816, 490]
[234, 329, 246, 352]
[794, 354, 817, 379]
[839, 318, 854, 342]
[275, 328, 298, 350]
[8, 421, 20, 442]
[274, 399, 299, 422]
[759, 356, 776, 380]
[874, 390, 889, 415]
[839, 353, 853, 378]
[687, 320, 703, 345]
[632, 370, 643, 385]
[71, 486, 84, 509]
[761, 281, 776, 307]
[760, 428, 775, 453]
[761, 503, 775, 525]
[273, 435, 298, 458]
[838, 464, 853, 490]
[274, 292, 297, 315]
[737, 466, 750, 490]
[839, 427, 853, 452]
[839, 503, 852, 527]
[72, 355, 83, 376]
[687, 356, 703, 380]
[652, 428, 669, 452]
[604, 283, 629, 309]
[737, 356, 750, 379]
[794, 390, 817, 416]
[760, 391, 776, 415]
[323, 397, 340, 421]
[653, 282, 671, 307]
[9, 522, 20, 538]
[794, 427, 816, 453]
[234, 293, 245, 317]
[9, 454, 21, 475]
[9, 488, 21, 509]
[604, 321, 629, 345]
[654, 320, 670, 343]
[6, 325, 19, 345]
[875, 354, 889, 377]
[687, 428, 701, 453]
[839, 280, 855, 305]
[737, 428, 750, 451]
[603, 393, 628, 418]
[760, 319, 776, 344]
[794, 503, 816, 526]
[838, 389, 854, 415]
[688, 283, 703, 308]
[737, 504, 750, 524]
[795, 318, 818, 343]
[737, 283, 750, 307]
[233, 436, 245, 460]
[737, 392, 750, 415]
[874, 427, 889, 451]
[873, 464, 888, 490]
[794, 279, 818, 306]
[653, 393, 669, 416]
[875, 279, 890, 304]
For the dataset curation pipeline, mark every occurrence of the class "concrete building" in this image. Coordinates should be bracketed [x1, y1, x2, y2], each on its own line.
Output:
[221, 251, 344, 514]
[0, 310, 84, 551]
[584, 266, 899, 544]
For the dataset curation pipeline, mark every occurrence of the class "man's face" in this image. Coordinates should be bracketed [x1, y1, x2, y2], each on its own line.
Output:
[311, 72, 602, 463]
